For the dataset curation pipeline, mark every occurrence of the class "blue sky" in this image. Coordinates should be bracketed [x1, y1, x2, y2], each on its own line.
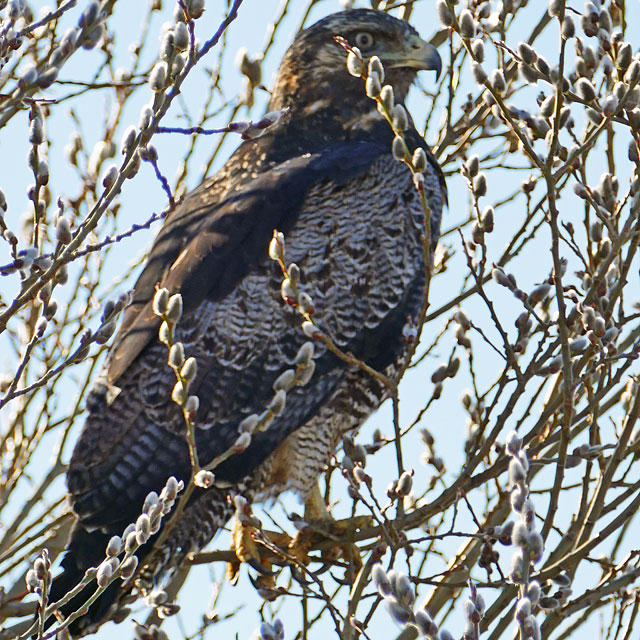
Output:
[2, 1, 639, 639]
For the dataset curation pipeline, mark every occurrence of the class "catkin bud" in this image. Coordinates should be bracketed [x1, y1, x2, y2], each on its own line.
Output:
[481, 206, 494, 232]
[598, 9, 612, 33]
[573, 183, 589, 200]
[471, 61, 488, 85]
[368, 56, 384, 83]
[602, 94, 618, 117]
[185, 0, 205, 19]
[285, 263, 299, 285]
[280, 278, 296, 304]
[174, 21, 189, 51]
[238, 414, 259, 433]
[120, 556, 138, 579]
[149, 62, 168, 92]
[535, 56, 550, 76]
[139, 105, 154, 131]
[19, 66, 38, 89]
[172, 53, 186, 77]
[412, 147, 427, 172]
[168, 342, 185, 368]
[391, 104, 408, 131]
[82, 23, 104, 50]
[79, 2, 100, 28]
[416, 611, 437, 637]
[371, 563, 392, 595]
[29, 115, 44, 146]
[295, 341, 314, 366]
[471, 39, 485, 62]
[95, 321, 116, 344]
[185, 395, 199, 416]
[517, 42, 537, 65]
[102, 164, 118, 191]
[436, 0, 452, 27]
[459, 10, 476, 38]
[120, 126, 137, 155]
[172, 380, 187, 404]
[512, 521, 529, 548]
[392, 136, 407, 161]
[576, 78, 596, 102]
[234, 432, 252, 451]
[140, 144, 158, 163]
[431, 363, 448, 384]
[269, 231, 284, 260]
[491, 69, 506, 93]
[540, 94, 555, 118]
[56, 216, 72, 245]
[365, 72, 382, 98]
[626, 60, 640, 84]
[273, 369, 295, 392]
[38, 67, 59, 88]
[473, 173, 487, 197]
[379, 85, 394, 112]
[515, 597, 532, 622]
[96, 560, 114, 587]
[268, 389, 286, 416]
[166, 294, 183, 323]
[346, 49, 364, 77]
[529, 283, 551, 305]
[562, 15, 576, 38]
[297, 362, 315, 386]
[135, 513, 151, 544]
[153, 288, 170, 316]
[33, 558, 47, 580]
[44, 299, 58, 320]
[37, 160, 49, 184]
[25, 569, 40, 592]
[548, 0, 562, 16]
[586, 107, 603, 125]
[194, 469, 215, 488]
[465, 155, 478, 178]
[528, 531, 544, 562]
[492, 267, 515, 289]
[519, 62, 539, 84]
[395, 471, 413, 496]
[180, 357, 197, 382]
[106, 535, 123, 557]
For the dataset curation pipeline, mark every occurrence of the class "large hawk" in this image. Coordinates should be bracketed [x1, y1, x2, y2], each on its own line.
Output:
[49, 8, 445, 635]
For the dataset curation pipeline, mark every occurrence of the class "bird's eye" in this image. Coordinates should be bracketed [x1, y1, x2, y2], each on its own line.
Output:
[354, 32, 374, 50]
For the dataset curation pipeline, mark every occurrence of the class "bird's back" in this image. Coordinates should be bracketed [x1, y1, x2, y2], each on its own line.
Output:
[48, 8, 446, 635]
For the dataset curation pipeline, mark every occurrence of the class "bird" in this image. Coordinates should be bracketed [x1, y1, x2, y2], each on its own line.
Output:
[46, 8, 445, 636]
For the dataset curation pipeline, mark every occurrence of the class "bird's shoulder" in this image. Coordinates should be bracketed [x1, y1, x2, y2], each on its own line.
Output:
[106, 115, 405, 384]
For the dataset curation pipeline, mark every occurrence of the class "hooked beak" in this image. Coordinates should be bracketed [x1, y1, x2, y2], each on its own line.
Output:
[383, 35, 442, 80]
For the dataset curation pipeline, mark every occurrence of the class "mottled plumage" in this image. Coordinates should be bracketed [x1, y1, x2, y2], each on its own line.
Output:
[50, 9, 445, 635]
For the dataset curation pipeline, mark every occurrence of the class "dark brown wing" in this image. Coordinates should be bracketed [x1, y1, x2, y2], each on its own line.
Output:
[107, 126, 394, 383]
[66, 129, 445, 530]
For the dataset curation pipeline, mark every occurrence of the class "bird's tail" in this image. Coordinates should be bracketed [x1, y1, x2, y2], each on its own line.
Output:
[46, 524, 120, 637]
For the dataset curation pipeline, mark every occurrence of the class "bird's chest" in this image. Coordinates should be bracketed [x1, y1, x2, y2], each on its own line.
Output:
[250, 159, 433, 499]
[284, 157, 428, 345]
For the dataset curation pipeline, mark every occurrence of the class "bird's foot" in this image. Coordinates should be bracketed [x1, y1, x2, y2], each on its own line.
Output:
[282, 485, 371, 580]
[226, 502, 276, 586]
[225, 488, 371, 590]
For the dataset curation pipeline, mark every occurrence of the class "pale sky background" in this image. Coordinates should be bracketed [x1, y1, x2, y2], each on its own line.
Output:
[1, 1, 639, 639]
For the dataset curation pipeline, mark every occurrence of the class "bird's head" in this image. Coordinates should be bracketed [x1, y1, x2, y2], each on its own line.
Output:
[269, 9, 441, 122]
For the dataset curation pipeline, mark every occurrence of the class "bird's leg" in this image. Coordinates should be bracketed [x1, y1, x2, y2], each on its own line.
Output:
[226, 503, 277, 587]
[304, 482, 329, 521]
[286, 483, 369, 579]
[227, 485, 370, 590]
